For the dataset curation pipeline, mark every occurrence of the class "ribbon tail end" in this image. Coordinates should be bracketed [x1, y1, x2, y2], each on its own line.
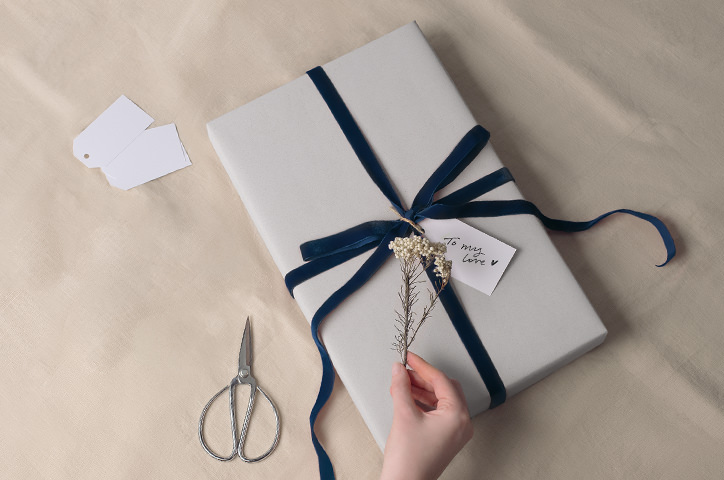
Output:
[656, 237, 676, 268]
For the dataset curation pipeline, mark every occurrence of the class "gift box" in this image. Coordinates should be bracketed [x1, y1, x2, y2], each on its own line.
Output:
[207, 22, 607, 449]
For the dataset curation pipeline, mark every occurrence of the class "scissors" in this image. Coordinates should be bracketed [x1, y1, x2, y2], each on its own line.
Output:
[198, 317, 280, 462]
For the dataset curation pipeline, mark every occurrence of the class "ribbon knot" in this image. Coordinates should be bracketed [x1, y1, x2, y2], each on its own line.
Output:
[285, 66, 676, 480]
[390, 206, 425, 234]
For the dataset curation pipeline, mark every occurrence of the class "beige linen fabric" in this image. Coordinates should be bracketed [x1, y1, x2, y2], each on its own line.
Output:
[1, 1, 722, 479]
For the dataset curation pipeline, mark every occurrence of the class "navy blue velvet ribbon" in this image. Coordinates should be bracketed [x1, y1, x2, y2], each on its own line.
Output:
[286, 66, 676, 480]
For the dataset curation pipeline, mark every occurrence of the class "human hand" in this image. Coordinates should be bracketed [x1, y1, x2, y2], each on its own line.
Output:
[380, 352, 473, 480]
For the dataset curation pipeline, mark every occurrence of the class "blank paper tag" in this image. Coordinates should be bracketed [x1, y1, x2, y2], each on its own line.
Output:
[72, 95, 192, 189]
[73, 95, 153, 168]
[420, 218, 516, 296]
[102, 124, 191, 190]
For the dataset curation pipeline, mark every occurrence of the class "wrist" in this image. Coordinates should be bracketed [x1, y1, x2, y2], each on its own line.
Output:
[380, 461, 434, 480]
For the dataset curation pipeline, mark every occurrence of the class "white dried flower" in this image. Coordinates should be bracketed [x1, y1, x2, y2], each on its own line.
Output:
[434, 256, 452, 282]
[389, 236, 447, 263]
[388, 235, 452, 365]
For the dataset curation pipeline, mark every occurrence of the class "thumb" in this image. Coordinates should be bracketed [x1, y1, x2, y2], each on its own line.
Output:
[389, 363, 415, 415]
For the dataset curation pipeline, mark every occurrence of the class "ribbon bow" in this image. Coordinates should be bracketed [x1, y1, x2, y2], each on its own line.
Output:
[285, 66, 676, 480]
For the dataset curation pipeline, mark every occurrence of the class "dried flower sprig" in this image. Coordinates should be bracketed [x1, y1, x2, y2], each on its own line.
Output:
[389, 235, 452, 366]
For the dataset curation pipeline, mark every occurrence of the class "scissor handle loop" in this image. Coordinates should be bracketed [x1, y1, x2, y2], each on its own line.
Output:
[198, 377, 280, 463]
[238, 384, 280, 463]
[198, 384, 236, 461]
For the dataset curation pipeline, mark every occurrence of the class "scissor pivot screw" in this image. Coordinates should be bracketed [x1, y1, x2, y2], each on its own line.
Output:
[240, 369, 249, 378]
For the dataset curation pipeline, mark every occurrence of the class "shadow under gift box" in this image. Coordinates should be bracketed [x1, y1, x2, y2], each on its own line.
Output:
[207, 22, 607, 449]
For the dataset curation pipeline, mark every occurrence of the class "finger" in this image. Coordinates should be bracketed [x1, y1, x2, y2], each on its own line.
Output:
[413, 399, 436, 413]
[406, 352, 466, 409]
[408, 369, 434, 393]
[410, 385, 438, 409]
[389, 362, 416, 416]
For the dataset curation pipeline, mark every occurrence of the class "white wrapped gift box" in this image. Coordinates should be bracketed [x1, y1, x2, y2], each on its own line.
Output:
[207, 22, 606, 449]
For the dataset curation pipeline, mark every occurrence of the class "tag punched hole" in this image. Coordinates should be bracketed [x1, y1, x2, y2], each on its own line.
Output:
[84, 153, 89, 159]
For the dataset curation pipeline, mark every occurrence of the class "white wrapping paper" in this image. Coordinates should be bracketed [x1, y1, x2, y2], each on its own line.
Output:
[207, 22, 606, 449]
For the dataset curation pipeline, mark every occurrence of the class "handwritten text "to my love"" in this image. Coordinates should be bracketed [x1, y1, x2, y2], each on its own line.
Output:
[443, 237, 499, 266]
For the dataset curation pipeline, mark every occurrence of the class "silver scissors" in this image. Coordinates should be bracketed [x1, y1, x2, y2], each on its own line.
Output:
[198, 317, 280, 462]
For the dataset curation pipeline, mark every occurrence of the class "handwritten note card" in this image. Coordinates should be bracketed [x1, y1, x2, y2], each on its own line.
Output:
[420, 219, 516, 296]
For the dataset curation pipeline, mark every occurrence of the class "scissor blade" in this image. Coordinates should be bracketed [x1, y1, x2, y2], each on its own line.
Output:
[238, 316, 252, 374]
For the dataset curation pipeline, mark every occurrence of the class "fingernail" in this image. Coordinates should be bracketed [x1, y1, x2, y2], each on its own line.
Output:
[392, 363, 405, 376]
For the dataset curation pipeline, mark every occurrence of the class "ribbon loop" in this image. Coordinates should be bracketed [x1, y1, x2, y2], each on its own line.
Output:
[412, 125, 491, 209]
[430, 167, 515, 208]
[300, 220, 398, 262]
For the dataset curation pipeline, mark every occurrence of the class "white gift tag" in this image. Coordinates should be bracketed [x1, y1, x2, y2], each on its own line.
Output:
[73, 95, 153, 168]
[72, 95, 192, 190]
[420, 218, 516, 296]
[102, 124, 191, 190]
